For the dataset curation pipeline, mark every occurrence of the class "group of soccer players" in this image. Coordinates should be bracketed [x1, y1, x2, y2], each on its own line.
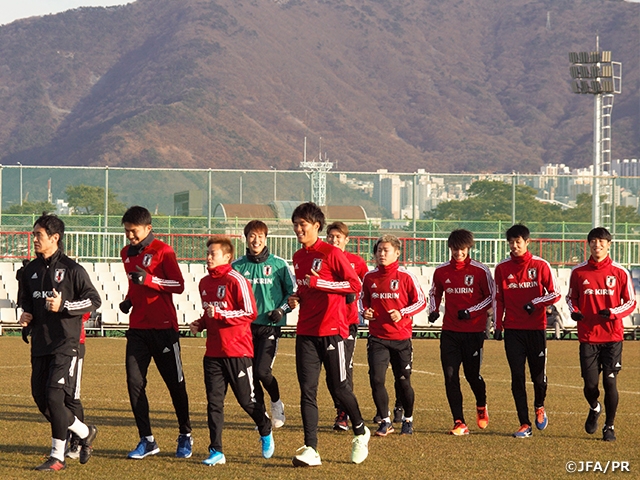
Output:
[19, 203, 634, 471]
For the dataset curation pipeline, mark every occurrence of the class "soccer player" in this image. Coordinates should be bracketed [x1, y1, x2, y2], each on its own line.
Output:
[429, 229, 494, 435]
[325, 221, 369, 431]
[119, 206, 193, 459]
[190, 236, 274, 465]
[493, 224, 560, 438]
[232, 220, 295, 429]
[566, 227, 636, 441]
[19, 213, 101, 471]
[288, 202, 370, 467]
[362, 235, 426, 437]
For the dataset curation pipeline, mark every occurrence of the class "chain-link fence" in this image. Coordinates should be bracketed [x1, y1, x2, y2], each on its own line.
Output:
[2, 165, 640, 241]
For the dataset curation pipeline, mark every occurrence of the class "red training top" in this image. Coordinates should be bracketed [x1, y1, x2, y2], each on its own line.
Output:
[196, 263, 258, 357]
[292, 239, 361, 337]
[494, 251, 560, 331]
[121, 238, 184, 331]
[343, 250, 369, 326]
[361, 260, 426, 340]
[429, 257, 495, 333]
[567, 255, 636, 343]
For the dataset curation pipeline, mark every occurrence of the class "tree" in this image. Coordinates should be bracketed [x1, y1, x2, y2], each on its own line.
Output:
[424, 180, 563, 223]
[65, 185, 127, 215]
[5, 201, 56, 215]
[561, 193, 592, 223]
[614, 205, 640, 224]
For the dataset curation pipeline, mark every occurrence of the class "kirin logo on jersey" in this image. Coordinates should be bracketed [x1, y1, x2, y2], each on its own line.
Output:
[390, 279, 399, 291]
[217, 285, 226, 299]
[142, 253, 153, 267]
[606, 276, 616, 288]
[312, 258, 323, 272]
[264, 265, 272, 276]
[446, 288, 454, 294]
[527, 268, 537, 280]
[54, 269, 66, 283]
[464, 275, 474, 286]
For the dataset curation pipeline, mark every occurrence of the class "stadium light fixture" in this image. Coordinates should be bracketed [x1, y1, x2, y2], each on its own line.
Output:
[568, 36, 622, 228]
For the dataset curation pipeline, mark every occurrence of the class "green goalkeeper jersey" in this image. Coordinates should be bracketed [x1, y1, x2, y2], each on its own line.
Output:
[232, 251, 295, 326]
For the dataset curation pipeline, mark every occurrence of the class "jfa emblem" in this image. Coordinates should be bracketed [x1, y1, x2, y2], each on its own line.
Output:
[54, 269, 65, 283]
[606, 276, 616, 288]
[390, 279, 399, 291]
[464, 275, 474, 286]
[312, 258, 323, 272]
[263, 265, 272, 276]
[142, 254, 153, 267]
[527, 268, 537, 280]
[217, 285, 226, 299]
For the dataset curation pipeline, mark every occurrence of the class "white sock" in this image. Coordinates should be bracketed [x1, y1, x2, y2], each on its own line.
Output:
[51, 438, 66, 461]
[145, 435, 155, 442]
[68, 417, 90, 439]
[404, 416, 413, 422]
[383, 417, 391, 423]
[592, 403, 601, 413]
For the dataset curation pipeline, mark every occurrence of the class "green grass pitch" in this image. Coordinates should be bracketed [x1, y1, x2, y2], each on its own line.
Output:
[1, 336, 639, 479]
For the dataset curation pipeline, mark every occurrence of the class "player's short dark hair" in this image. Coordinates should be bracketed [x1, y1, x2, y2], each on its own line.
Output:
[326, 221, 349, 237]
[448, 229, 475, 249]
[33, 212, 65, 249]
[244, 220, 268, 238]
[373, 234, 401, 254]
[588, 227, 612, 243]
[291, 202, 325, 231]
[207, 235, 234, 258]
[505, 224, 530, 241]
[121, 206, 152, 226]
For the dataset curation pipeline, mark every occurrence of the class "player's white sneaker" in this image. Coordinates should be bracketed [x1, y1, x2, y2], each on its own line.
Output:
[351, 426, 370, 464]
[271, 399, 286, 429]
[292, 446, 321, 467]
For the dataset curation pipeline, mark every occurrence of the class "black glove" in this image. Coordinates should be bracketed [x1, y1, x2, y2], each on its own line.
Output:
[493, 329, 503, 341]
[267, 308, 284, 324]
[598, 309, 611, 319]
[523, 303, 535, 315]
[119, 299, 132, 314]
[346, 293, 357, 305]
[457, 309, 470, 320]
[428, 312, 439, 323]
[571, 311, 584, 322]
[21, 325, 30, 344]
[130, 266, 147, 285]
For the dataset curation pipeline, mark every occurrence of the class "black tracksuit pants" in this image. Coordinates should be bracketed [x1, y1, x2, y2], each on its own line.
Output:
[125, 328, 191, 438]
[296, 334, 365, 449]
[504, 329, 547, 426]
[367, 336, 415, 419]
[204, 356, 271, 452]
[440, 330, 487, 425]
[251, 324, 281, 406]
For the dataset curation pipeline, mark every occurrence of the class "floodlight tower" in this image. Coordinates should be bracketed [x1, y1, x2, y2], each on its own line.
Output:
[300, 137, 333, 206]
[569, 36, 622, 228]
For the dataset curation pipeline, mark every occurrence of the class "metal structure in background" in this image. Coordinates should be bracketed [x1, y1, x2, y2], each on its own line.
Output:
[569, 37, 622, 229]
[300, 136, 333, 206]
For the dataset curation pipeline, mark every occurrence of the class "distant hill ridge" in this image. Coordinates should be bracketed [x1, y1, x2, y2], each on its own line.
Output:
[0, 0, 637, 173]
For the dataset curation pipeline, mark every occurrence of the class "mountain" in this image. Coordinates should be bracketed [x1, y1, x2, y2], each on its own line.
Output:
[0, 0, 637, 173]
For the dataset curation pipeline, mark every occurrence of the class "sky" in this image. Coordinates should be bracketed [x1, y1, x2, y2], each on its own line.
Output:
[0, 0, 135, 26]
